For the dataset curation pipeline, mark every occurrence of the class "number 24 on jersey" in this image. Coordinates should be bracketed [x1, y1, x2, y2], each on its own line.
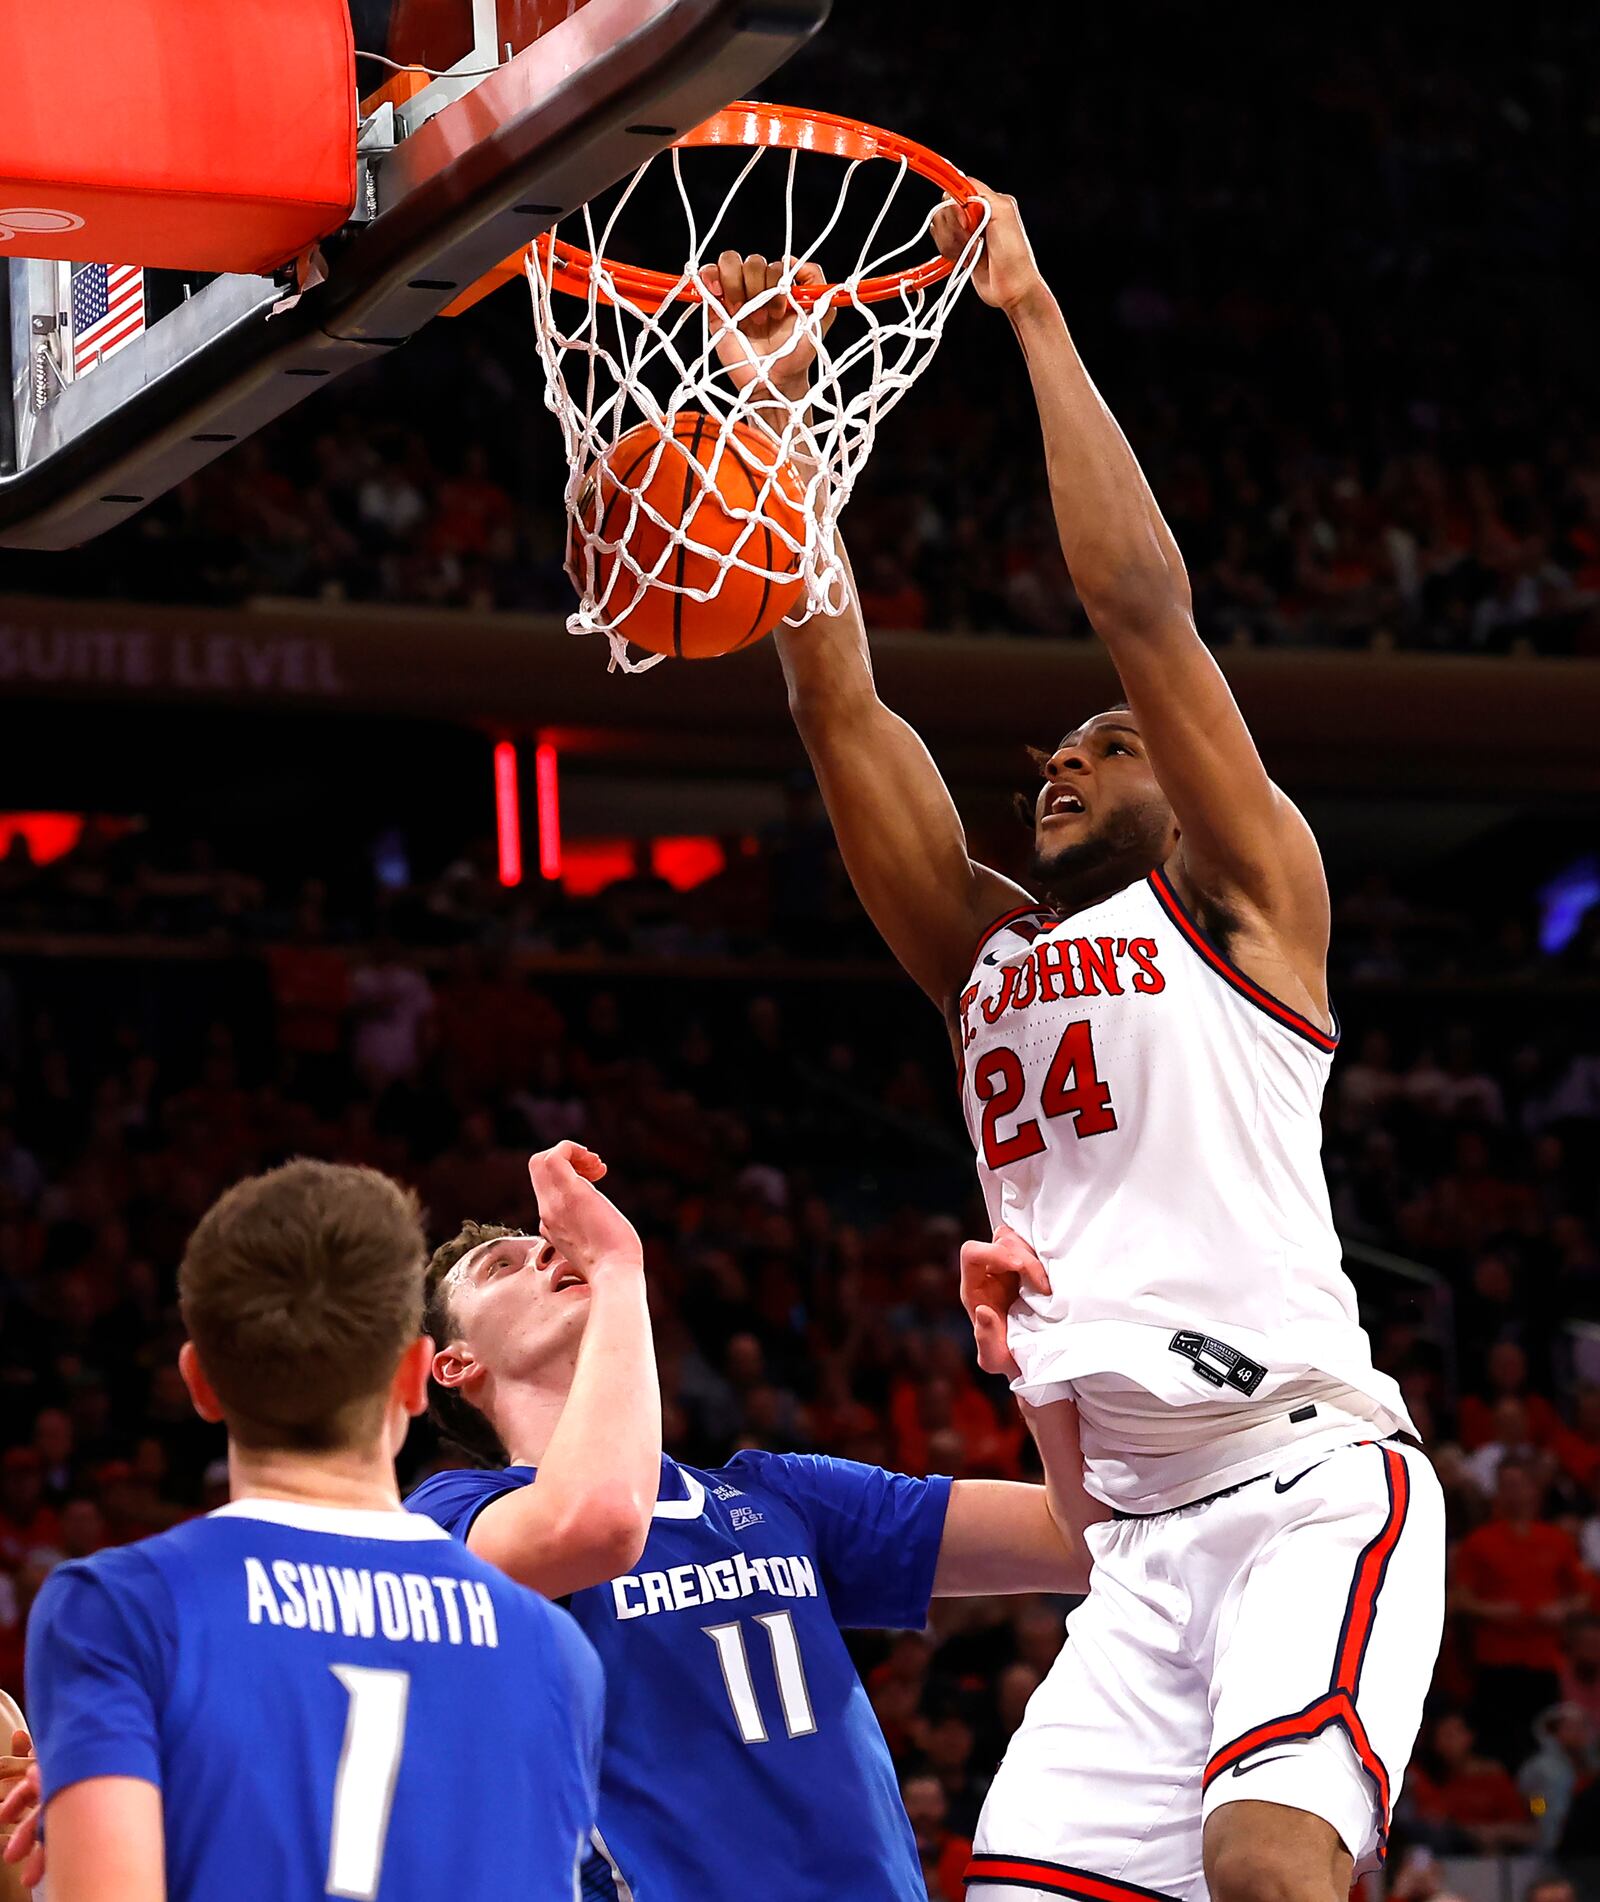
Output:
[974, 1019, 1117, 1169]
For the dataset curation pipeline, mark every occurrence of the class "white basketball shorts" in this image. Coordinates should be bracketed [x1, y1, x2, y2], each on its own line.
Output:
[967, 1438, 1444, 1902]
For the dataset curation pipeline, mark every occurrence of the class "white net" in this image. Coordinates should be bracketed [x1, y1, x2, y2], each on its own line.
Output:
[525, 114, 988, 671]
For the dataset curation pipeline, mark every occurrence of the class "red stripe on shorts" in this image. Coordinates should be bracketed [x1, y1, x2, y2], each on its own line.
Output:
[1202, 1444, 1411, 1857]
[1332, 1445, 1410, 1696]
[965, 1856, 1182, 1902]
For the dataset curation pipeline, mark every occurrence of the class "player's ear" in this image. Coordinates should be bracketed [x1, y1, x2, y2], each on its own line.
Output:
[177, 1340, 226, 1423]
[396, 1336, 434, 1418]
[431, 1340, 474, 1390]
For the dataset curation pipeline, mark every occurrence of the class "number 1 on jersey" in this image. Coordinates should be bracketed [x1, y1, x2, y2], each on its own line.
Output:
[327, 1665, 409, 1901]
[976, 1019, 1117, 1169]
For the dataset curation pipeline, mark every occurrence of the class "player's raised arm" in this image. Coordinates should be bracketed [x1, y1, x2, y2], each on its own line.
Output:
[707, 251, 1027, 1012]
[777, 552, 1028, 1009]
[931, 190, 1331, 1009]
[430, 1143, 661, 1597]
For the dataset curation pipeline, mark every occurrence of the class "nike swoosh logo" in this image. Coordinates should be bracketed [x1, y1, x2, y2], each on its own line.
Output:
[1274, 1457, 1332, 1494]
[1232, 1753, 1295, 1777]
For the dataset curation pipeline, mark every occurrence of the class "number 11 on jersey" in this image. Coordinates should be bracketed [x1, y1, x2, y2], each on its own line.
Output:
[705, 1613, 817, 1744]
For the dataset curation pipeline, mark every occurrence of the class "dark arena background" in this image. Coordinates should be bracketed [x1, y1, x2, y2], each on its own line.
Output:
[3, 4, 1600, 1898]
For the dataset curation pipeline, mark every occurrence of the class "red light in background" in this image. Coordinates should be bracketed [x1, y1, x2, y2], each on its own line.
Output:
[556, 835, 728, 898]
[0, 812, 86, 865]
[561, 840, 638, 898]
[493, 742, 522, 887]
[651, 836, 726, 891]
[536, 742, 562, 881]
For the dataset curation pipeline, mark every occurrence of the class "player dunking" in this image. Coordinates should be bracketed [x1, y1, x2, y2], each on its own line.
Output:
[5, 1157, 608, 1902]
[707, 188, 1445, 1902]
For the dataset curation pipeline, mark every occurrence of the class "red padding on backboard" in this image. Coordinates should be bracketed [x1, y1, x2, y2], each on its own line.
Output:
[0, 0, 356, 274]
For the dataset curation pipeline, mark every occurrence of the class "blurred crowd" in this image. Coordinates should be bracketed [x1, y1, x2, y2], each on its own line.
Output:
[0, 811, 1598, 1895]
[5, 812, 1600, 993]
[3, 11, 1599, 656]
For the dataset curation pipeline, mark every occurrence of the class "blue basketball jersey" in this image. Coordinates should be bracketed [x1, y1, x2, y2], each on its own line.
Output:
[26, 1498, 603, 1902]
[407, 1452, 952, 1902]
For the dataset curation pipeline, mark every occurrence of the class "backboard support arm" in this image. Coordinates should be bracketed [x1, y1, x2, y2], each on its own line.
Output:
[0, 0, 830, 552]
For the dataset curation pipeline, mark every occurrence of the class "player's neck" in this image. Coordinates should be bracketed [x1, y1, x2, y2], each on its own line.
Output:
[489, 1379, 569, 1469]
[1030, 851, 1154, 920]
[224, 1441, 406, 1515]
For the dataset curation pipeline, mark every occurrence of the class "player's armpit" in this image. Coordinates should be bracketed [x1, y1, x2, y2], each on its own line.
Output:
[775, 544, 1028, 1008]
[997, 278, 1328, 964]
[930, 1478, 1094, 1597]
[1096, 616, 1331, 959]
[38, 1777, 164, 1902]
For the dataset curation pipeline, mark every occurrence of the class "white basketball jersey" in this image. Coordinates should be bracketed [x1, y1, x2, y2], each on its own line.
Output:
[959, 868, 1413, 1509]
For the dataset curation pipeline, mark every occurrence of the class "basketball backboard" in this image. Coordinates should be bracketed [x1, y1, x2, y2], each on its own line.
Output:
[0, 0, 829, 550]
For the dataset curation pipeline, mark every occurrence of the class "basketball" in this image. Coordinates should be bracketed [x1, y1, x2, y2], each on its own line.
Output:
[571, 413, 808, 659]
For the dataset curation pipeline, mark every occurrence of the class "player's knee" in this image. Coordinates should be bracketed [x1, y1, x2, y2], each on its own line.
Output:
[1204, 1810, 1344, 1902]
[1206, 1847, 1327, 1902]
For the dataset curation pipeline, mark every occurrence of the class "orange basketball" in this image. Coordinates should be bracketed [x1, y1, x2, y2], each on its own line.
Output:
[572, 412, 808, 659]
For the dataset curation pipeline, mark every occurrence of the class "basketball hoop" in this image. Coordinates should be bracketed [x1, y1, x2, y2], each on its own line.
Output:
[525, 101, 987, 670]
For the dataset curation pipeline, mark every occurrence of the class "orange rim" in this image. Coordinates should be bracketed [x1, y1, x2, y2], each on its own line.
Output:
[535, 101, 978, 313]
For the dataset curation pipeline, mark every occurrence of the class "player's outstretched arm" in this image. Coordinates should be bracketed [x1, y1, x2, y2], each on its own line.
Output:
[706, 251, 1027, 1012]
[31, 1779, 162, 1902]
[466, 1143, 660, 1597]
[932, 190, 1330, 1000]
[931, 1398, 1103, 1598]
[775, 544, 1027, 1010]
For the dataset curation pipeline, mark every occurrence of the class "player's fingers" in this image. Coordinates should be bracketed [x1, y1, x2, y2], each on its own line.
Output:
[0, 1776, 33, 1828]
[6, 1732, 27, 1758]
[529, 1140, 605, 1186]
[993, 1224, 1050, 1295]
[931, 213, 958, 262]
[931, 199, 965, 255]
[792, 260, 837, 339]
[1013, 1249, 1051, 1297]
[716, 249, 748, 314]
[957, 1239, 999, 1310]
[740, 255, 772, 339]
[0, 1796, 29, 1843]
[973, 1305, 1021, 1380]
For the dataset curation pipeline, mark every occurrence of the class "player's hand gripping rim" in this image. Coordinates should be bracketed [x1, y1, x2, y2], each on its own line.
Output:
[959, 1223, 1051, 1381]
[702, 252, 837, 410]
[930, 180, 1047, 318]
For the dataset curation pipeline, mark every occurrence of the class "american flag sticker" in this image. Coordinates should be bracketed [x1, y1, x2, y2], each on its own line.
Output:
[69, 263, 145, 377]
